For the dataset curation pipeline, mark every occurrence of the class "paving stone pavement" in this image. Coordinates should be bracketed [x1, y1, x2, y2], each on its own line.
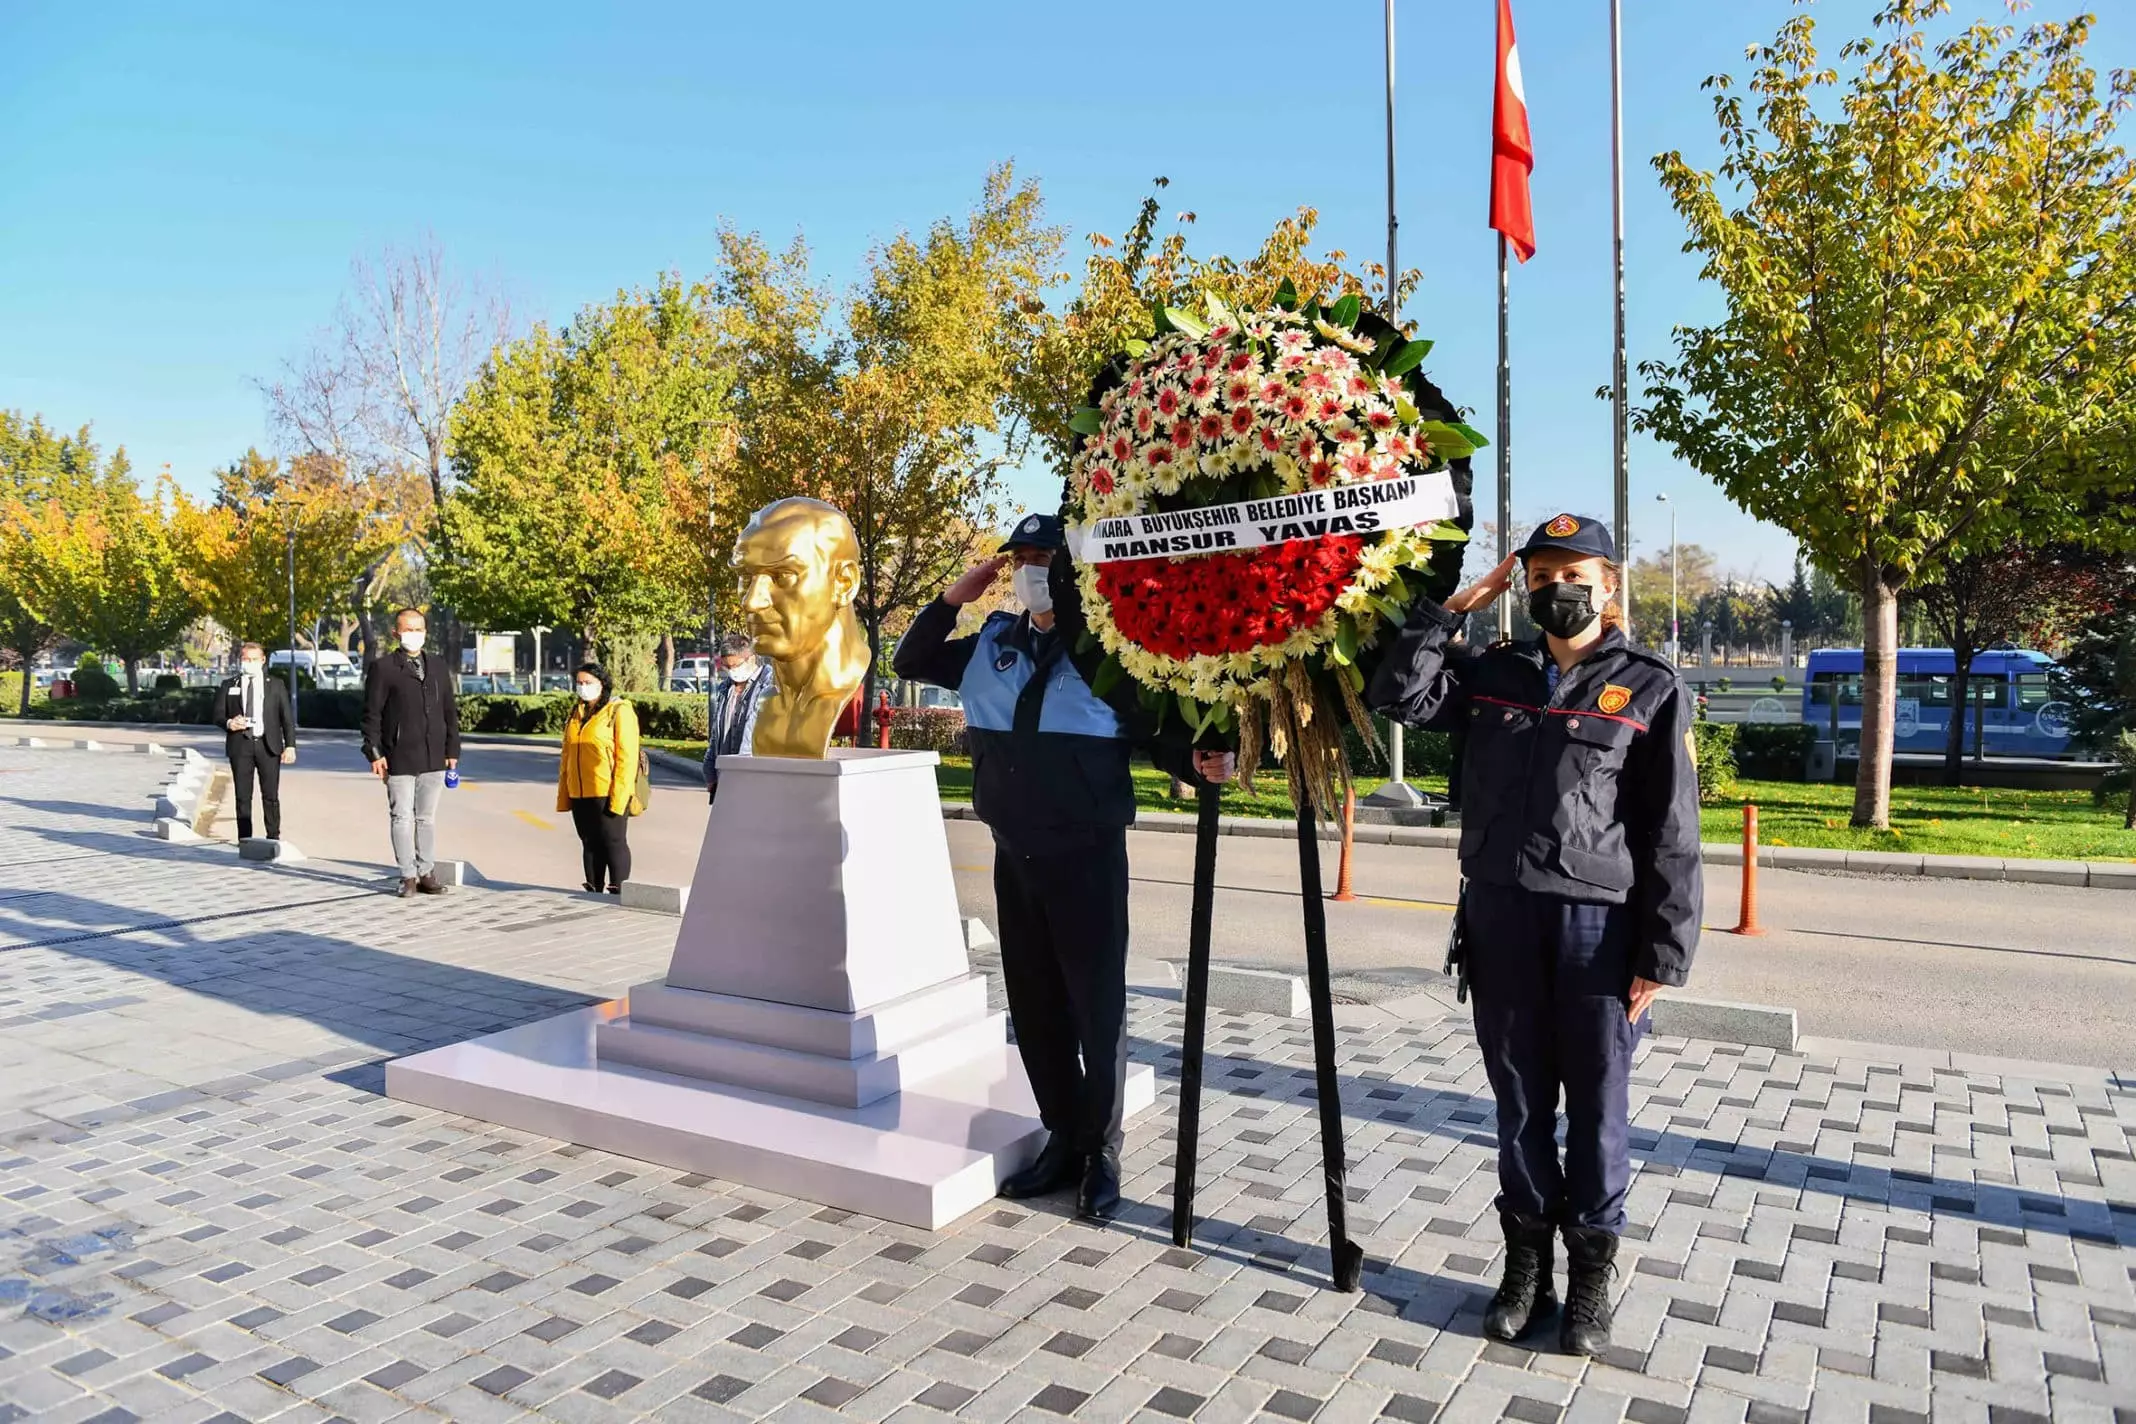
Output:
[0, 744, 2132, 1424]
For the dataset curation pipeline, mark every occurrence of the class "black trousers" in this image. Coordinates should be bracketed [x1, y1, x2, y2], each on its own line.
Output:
[228, 740, 282, 840]
[991, 828, 1131, 1155]
[1464, 881, 1648, 1233]
[568, 798, 632, 890]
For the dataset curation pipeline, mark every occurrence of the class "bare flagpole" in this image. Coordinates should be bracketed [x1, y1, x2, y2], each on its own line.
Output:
[1609, 0, 1631, 625]
[1375, 0, 1421, 805]
[1496, 234, 1513, 641]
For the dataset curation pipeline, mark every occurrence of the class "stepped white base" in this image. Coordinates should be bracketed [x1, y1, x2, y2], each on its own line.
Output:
[386, 1000, 1156, 1229]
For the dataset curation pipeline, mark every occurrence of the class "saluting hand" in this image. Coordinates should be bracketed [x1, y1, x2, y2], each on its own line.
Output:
[1443, 554, 1520, 616]
[943, 556, 1008, 607]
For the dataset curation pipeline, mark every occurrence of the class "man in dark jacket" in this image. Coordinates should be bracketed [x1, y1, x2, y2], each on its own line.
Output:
[894, 512, 1235, 1221]
[361, 608, 460, 898]
[702, 633, 775, 803]
[218, 641, 295, 841]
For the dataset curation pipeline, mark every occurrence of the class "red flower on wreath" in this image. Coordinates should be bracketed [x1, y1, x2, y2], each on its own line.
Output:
[1095, 535, 1367, 659]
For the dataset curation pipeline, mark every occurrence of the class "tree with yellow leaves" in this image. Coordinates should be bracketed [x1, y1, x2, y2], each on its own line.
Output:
[15, 471, 197, 693]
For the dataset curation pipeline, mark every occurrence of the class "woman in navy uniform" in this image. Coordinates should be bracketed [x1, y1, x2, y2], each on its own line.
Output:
[895, 513, 1235, 1220]
[1366, 513, 1701, 1356]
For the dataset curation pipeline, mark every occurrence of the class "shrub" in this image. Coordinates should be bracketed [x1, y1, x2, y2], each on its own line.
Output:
[1770, 674, 1787, 692]
[445, 691, 708, 741]
[889, 707, 967, 754]
[1690, 720, 1740, 805]
[0, 672, 44, 714]
[1715, 675, 1733, 693]
[1734, 723, 1816, 781]
[153, 673, 183, 694]
[71, 658, 122, 701]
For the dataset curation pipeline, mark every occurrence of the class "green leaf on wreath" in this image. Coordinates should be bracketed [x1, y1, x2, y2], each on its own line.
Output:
[1383, 339, 1433, 377]
[1091, 653, 1124, 699]
[1273, 277, 1299, 310]
[1068, 406, 1104, 436]
[1393, 396, 1420, 424]
[1075, 628, 1097, 654]
[1366, 593, 1408, 626]
[1121, 338, 1150, 358]
[1162, 306, 1210, 339]
[1370, 329, 1403, 368]
[1329, 294, 1362, 329]
[1204, 292, 1236, 329]
[1453, 421, 1491, 450]
[1342, 661, 1366, 693]
[1419, 519, 1470, 542]
[1419, 421, 1478, 460]
[1335, 618, 1360, 664]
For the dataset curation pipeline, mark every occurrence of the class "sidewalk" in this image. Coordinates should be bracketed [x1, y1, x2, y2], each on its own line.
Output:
[1, 744, 2132, 1422]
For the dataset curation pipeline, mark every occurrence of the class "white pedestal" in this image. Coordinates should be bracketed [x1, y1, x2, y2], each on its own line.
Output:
[387, 748, 1153, 1228]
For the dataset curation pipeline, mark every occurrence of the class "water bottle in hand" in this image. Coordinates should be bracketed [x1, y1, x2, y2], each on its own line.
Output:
[444, 768, 460, 789]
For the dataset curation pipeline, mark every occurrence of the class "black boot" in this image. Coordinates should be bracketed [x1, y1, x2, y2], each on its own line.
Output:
[1484, 1210, 1558, 1342]
[999, 1134, 1080, 1199]
[1559, 1225, 1619, 1357]
[1076, 1147, 1121, 1221]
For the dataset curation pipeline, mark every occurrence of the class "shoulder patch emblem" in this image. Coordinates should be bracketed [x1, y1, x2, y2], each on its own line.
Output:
[1597, 683, 1633, 715]
[994, 650, 1018, 672]
[1545, 513, 1581, 537]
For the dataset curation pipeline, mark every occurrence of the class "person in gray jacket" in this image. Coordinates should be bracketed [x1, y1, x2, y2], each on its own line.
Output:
[702, 633, 775, 804]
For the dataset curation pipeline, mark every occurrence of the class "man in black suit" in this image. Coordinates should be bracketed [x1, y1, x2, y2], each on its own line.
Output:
[220, 641, 296, 841]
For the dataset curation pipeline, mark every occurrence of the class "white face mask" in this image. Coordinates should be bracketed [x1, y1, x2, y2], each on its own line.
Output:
[1012, 563, 1053, 616]
[725, 662, 756, 683]
[576, 682, 603, 703]
[240, 659, 263, 675]
[400, 629, 426, 653]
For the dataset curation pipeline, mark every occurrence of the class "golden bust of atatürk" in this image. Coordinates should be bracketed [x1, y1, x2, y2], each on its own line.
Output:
[734, 497, 871, 759]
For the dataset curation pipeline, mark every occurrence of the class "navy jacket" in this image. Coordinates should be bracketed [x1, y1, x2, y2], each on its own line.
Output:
[893, 558, 1206, 851]
[1365, 600, 1703, 986]
[702, 662, 775, 788]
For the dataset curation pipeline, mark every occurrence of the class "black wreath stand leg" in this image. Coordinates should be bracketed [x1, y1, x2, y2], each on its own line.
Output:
[1294, 799, 1365, 1291]
[1168, 785, 1363, 1292]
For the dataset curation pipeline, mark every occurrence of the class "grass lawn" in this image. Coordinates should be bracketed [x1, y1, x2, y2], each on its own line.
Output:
[1706, 780, 2135, 863]
[609, 744, 2136, 862]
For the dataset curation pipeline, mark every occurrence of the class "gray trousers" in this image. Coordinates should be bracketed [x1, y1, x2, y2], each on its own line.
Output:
[385, 771, 446, 878]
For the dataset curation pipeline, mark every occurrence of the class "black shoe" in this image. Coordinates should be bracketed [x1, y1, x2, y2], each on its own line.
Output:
[606, 885, 622, 895]
[1559, 1225, 1619, 1357]
[1075, 1148, 1122, 1221]
[999, 1135, 1080, 1199]
[397, 877, 419, 899]
[1484, 1210, 1558, 1342]
[416, 874, 447, 895]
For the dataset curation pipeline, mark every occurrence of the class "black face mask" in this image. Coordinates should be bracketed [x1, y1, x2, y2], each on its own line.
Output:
[1528, 583, 1600, 639]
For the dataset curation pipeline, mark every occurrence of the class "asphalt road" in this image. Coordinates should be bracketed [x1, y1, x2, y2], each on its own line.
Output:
[46, 725, 2136, 1070]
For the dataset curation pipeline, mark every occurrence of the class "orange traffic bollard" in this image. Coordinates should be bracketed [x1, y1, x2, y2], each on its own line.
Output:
[1731, 802, 1767, 936]
[1331, 784, 1357, 902]
[875, 691, 893, 750]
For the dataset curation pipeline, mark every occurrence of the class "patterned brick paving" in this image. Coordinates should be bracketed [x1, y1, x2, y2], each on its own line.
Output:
[0, 745, 2130, 1422]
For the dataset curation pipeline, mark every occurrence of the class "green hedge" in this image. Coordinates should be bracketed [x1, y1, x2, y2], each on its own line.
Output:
[1691, 721, 1740, 805]
[1734, 723, 1815, 781]
[0, 673, 46, 715]
[71, 658, 123, 701]
[888, 707, 968, 754]
[454, 692, 708, 741]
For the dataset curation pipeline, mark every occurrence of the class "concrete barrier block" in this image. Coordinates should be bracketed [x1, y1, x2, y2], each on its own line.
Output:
[181, 747, 209, 766]
[25, 737, 54, 749]
[2086, 861, 2136, 891]
[964, 917, 995, 951]
[2003, 859, 2087, 887]
[1205, 965, 1307, 1017]
[238, 838, 306, 864]
[619, 881, 687, 915]
[153, 817, 202, 843]
[153, 795, 194, 821]
[1767, 847, 1850, 872]
[431, 860, 478, 887]
[1920, 854, 2006, 881]
[1845, 850, 1925, 876]
[73, 739, 104, 751]
[1648, 996, 1798, 1051]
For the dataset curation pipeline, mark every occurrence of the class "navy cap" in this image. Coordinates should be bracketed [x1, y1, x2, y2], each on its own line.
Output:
[998, 512, 1064, 552]
[1514, 512, 1617, 563]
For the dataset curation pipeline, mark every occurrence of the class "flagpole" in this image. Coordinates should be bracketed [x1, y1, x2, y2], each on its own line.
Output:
[1371, 0, 1423, 808]
[1496, 235, 1513, 641]
[1609, 0, 1631, 626]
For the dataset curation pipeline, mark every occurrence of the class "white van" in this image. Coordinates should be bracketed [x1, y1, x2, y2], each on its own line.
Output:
[268, 649, 360, 690]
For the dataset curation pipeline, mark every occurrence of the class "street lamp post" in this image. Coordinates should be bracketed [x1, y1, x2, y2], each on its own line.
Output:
[532, 625, 550, 694]
[1654, 492, 1678, 665]
[284, 506, 300, 726]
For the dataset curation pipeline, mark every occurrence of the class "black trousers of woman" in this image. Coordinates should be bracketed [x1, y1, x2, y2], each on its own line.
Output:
[568, 797, 632, 891]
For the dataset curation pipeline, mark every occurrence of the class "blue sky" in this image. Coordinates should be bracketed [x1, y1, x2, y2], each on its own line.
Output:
[6, 0, 2134, 586]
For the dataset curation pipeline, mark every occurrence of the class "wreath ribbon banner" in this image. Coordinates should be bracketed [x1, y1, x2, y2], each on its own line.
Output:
[1068, 472, 1458, 564]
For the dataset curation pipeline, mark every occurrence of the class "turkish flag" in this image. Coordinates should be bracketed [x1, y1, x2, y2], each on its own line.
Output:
[1491, 0, 1536, 262]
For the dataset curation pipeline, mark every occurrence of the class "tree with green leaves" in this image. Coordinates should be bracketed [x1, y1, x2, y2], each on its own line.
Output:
[1634, 1, 2136, 827]
[0, 412, 119, 711]
[22, 472, 198, 693]
[717, 164, 1065, 735]
[438, 274, 733, 689]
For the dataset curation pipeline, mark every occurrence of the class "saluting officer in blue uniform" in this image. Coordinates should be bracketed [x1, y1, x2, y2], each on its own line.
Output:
[1366, 513, 1701, 1357]
[895, 513, 1235, 1220]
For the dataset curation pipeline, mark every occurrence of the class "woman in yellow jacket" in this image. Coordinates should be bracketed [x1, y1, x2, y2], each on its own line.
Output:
[556, 662, 640, 893]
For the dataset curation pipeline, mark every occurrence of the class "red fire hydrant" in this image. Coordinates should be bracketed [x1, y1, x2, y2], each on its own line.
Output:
[876, 690, 894, 749]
